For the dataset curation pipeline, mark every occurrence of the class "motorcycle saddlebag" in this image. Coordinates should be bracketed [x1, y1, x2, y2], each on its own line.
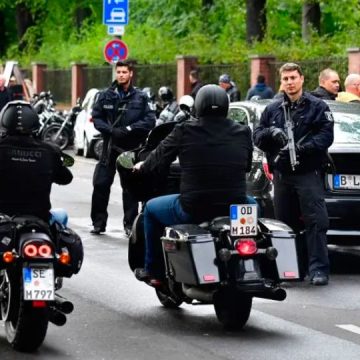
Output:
[257, 218, 300, 281]
[161, 224, 219, 286]
[55, 227, 84, 277]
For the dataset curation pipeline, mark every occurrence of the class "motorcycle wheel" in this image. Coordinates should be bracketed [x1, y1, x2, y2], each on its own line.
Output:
[42, 124, 70, 150]
[213, 289, 252, 330]
[0, 269, 49, 352]
[155, 284, 183, 309]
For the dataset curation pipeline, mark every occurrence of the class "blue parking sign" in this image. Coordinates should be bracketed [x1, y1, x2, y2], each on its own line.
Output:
[103, 0, 129, 26]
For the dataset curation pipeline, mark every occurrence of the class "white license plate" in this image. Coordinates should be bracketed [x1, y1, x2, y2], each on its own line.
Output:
[333, 174, 360, 190]
[230, 204, 258, 236]
[23, 265, 55, 301]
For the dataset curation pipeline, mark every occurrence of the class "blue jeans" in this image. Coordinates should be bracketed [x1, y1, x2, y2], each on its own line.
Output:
[143, 193, 257, 277]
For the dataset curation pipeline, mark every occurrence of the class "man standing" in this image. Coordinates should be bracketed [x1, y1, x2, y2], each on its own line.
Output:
[336, 73, 360, 103]
[246, 74, 274, 100]
[189, 69, 202, 99]
[90, 61, 156, 235]
[311, 68, 340, 100]
[218, 74, 241, 102]
[0, 74, 12, 111]
[253, 63, 334, 286]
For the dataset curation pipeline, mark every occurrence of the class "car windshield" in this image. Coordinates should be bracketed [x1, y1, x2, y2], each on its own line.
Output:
[332, 111, 360, 144]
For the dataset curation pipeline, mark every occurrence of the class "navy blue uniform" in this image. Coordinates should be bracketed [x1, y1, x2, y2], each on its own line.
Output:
[253, 92, 334, 279]
[91, 82, 155, 231]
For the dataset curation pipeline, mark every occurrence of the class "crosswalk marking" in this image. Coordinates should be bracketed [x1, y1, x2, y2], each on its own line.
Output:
[336, 324, 360, 335]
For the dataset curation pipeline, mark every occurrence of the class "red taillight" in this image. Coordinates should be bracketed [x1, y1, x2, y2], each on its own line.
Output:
[32, 301, 46, 308]
[38, 244, 52, 257]
[235, 239, 257, 256]
[89, 116, 93, 123]
[24, 244, 38, 258]
[262, 157, 273, 181]
[23, 242, 53, 258]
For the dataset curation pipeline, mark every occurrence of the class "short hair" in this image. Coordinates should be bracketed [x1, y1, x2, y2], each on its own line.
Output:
[257, 74, 265, 83]
[319, 68, 338, 83]
[279, 63, 303, 76]
[190, 69, 200, 80]
[344, 73, 360, 88]
[115, 60, 133, 71]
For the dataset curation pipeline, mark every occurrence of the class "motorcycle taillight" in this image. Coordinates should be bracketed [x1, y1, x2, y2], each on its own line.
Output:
[234, 239, 257, 256]
[23, 241, 54, 259]
[262, 157, 273, 182]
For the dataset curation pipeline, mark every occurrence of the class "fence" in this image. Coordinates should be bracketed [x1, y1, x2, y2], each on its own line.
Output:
[44, 68, 72, 105]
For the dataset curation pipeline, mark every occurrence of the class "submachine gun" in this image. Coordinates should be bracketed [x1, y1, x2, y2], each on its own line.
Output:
[278, 101, 299, 171]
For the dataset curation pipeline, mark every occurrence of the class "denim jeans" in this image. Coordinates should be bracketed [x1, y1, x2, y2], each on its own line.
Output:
[143, 193, 258, 277]
[144, 194, 192, 276]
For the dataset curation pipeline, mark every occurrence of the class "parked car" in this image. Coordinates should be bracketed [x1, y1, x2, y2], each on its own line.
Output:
[74, 88, 103, 159]
[228, 99, 360, 245]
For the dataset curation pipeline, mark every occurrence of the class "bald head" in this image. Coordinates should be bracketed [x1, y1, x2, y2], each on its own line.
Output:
[344, 73, 360, 96]
[318, 68, 340, 96]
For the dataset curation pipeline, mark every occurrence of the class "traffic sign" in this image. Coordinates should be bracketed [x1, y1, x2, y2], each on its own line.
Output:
[103, 0, 129, 25]
[103, 39, 129, 63]
[107, 25, 125, 36]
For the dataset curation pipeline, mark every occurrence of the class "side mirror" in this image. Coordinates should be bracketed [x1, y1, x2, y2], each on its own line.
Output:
[116, 151, 135, 170]
[61, 152, 75, 167]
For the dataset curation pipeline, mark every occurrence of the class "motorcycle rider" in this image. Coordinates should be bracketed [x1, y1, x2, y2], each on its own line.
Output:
[0, 101, 73, 222]
[132, 84, 254, 284]
[156, 86, 179, 126]
[174, 95, 194, 123]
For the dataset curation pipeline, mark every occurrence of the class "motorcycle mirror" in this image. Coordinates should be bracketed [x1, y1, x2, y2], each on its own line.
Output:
[116, 151, 135, 169]
[61, 152, 75, 167]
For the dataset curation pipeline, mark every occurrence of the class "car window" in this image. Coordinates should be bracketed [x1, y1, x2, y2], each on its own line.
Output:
[333, 111, 360, 144]
[228, 108, 250, 126]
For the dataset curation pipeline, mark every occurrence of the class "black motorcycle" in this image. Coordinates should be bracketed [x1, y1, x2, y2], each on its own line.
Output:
[117, 123, 301, 330]
[41, 99, 82, 150]
[0, 153, 83, 352]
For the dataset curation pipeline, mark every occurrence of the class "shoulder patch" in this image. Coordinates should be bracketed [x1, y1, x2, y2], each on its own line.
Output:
[324, 111, 334, 122]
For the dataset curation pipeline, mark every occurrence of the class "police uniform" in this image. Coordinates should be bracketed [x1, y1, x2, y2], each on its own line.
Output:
[91, 81, 155, 232]
[253, 92, 334, 280]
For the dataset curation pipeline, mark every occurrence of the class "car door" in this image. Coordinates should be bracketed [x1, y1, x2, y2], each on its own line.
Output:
[228, 104, 274, 216]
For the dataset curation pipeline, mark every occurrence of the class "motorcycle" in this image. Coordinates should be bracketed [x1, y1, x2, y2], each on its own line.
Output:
[41, 99, 82, 150]
[117, 122, 301, 330]
[0, 153, 83, 352]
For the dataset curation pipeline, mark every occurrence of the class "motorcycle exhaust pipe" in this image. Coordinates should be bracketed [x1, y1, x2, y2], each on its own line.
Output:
[253, 287, 287, 301]
[49, 307, 67, 326]
[182, 284, 214, 303]
[54, 294, 74, 314]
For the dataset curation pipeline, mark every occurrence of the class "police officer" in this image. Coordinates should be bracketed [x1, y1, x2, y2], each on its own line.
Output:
[132, 85, 253, 284]
[0, 101, 73, 222]
[253, 63, 334, 286]
[90, 60, 156, 235]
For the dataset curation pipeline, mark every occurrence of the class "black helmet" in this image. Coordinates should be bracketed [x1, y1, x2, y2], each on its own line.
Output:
[194, 84, 229, 118]
[158, 86, 173, 102]
[0, 100, 40, 135]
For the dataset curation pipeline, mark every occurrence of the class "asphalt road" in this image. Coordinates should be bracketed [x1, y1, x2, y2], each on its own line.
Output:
[1, 153, 360, 360]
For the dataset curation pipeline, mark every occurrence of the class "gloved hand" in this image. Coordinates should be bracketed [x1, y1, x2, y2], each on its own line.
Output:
[112, 126, 129, 139]
[276, 144, 304, 162]
[269, 126, 288, 147]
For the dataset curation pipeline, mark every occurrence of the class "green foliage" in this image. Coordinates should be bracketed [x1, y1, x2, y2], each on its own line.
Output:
[1, 0, 360, 67]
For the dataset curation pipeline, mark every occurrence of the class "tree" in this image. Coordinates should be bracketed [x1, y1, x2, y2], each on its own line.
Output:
[302, 0, 321, 42]
[246, 0, 266, 44]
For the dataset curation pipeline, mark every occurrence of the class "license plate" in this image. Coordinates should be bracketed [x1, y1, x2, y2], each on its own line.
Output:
[333, 174, 360, 190]
[23, 265, 55, 301]
[230, 204, 258, 236]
